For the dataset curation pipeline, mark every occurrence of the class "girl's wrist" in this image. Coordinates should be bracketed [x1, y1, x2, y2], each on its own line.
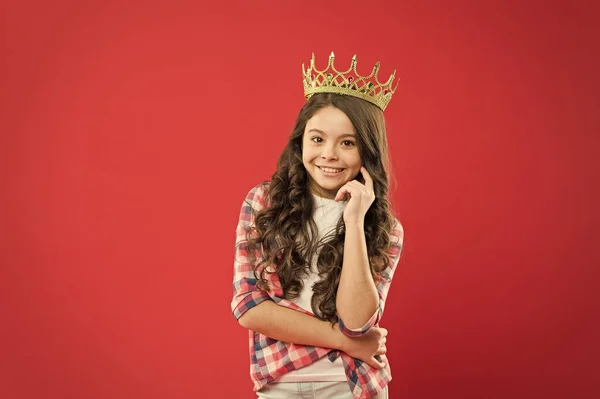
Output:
[333, 323, 350, 352]
[344, 219, 365, 229]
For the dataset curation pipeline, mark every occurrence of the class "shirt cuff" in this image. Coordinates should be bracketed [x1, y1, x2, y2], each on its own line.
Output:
[337, 306, 381, 337]
[232, 290, 272, 321]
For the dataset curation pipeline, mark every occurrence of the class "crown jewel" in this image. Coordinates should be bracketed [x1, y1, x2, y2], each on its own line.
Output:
[302, 52, 399, 111]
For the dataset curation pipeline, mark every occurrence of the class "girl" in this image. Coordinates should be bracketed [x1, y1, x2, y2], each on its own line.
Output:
[231, 53, 404, 399]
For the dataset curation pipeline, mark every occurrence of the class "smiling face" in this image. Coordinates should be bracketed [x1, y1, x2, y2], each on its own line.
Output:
[302, 106, 362, 199]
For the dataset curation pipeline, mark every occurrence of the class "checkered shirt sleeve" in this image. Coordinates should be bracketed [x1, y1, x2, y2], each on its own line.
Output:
[337, 219, 404, 337]
[231, 184, 275, 320]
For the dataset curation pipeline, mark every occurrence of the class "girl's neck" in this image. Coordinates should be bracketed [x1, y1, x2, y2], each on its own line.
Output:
[308, 181, 337, 200]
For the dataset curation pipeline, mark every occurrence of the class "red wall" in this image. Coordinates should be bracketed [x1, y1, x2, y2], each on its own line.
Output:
[1, 1, 598, 398]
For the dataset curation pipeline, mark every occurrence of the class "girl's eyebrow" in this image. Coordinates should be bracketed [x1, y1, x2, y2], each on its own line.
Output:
[307, 128, 355, 138]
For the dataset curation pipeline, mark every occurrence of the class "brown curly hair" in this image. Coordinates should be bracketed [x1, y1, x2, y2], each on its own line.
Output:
[247, 93, 397, 324]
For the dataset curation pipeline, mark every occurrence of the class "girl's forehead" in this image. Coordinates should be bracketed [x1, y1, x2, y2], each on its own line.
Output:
[306, 107, 355, 135]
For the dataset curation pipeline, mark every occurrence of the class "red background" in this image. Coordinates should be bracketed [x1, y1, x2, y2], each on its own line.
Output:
[1, 1, 598, 398]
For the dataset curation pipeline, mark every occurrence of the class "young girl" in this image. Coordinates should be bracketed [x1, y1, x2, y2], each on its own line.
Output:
[231, 53, 404, 399]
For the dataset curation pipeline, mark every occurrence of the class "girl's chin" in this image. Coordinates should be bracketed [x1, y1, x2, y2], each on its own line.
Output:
[310, 180, 347, 197]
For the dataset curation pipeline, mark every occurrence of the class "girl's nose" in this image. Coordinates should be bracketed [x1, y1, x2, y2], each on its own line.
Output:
[321, 145, 338, 160]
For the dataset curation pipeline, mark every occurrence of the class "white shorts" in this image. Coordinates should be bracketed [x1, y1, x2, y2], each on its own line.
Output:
[257, 381, 389, 399]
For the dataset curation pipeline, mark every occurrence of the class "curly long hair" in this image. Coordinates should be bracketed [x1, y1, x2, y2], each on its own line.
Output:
[247, 93, 397, 324]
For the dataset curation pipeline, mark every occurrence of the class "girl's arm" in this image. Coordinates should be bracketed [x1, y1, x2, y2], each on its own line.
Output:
[336, 220, 380, 330]
[336, 218, 403, 336]
[334, 167, 404, 335]
[239, 300, 388, 369]
[239, 300, 343, 349]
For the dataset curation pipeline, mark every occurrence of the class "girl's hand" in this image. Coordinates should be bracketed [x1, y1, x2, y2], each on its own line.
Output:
[335, 166, 375, 224]
[339, 326, 388, 369]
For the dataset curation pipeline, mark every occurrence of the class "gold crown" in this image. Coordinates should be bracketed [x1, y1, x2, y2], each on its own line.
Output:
[302, 52, 399, 111]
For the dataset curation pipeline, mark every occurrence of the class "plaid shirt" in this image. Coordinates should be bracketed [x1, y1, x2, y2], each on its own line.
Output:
[231, 183, 404, 399]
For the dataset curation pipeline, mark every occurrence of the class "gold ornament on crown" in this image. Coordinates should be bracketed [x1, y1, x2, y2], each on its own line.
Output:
[302, 52, 399, 111]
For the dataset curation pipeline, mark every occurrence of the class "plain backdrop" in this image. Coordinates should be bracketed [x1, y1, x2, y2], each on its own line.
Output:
[1, 1, 598, 398]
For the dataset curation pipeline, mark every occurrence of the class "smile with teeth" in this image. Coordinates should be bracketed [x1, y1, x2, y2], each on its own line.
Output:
[318, 166, 345, 174]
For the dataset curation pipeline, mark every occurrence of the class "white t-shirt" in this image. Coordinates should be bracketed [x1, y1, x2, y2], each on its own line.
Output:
[276, 194, 347, 382]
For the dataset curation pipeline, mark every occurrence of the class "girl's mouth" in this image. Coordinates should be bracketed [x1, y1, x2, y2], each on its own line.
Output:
[317, 166, 345, 176]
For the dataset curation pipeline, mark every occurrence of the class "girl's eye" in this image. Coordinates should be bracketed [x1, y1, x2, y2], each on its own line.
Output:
[311, 137, 323, 143]
[342, 140, 356, 146]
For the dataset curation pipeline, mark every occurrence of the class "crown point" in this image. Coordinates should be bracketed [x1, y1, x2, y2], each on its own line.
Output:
[330, 51, 335, 58]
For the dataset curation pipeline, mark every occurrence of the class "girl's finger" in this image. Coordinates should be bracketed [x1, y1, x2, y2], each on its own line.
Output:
[377, 345, 387, 355]
[361, 166, 374, 192]
[370, 356, 386, 369]
[346, 181, 373, 197]
[334, 185, 352, 201]
[335, 182, 359, 201]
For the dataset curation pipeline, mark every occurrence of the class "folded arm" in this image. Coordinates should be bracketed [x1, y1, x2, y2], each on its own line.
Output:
[239, 300, 344, 349]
